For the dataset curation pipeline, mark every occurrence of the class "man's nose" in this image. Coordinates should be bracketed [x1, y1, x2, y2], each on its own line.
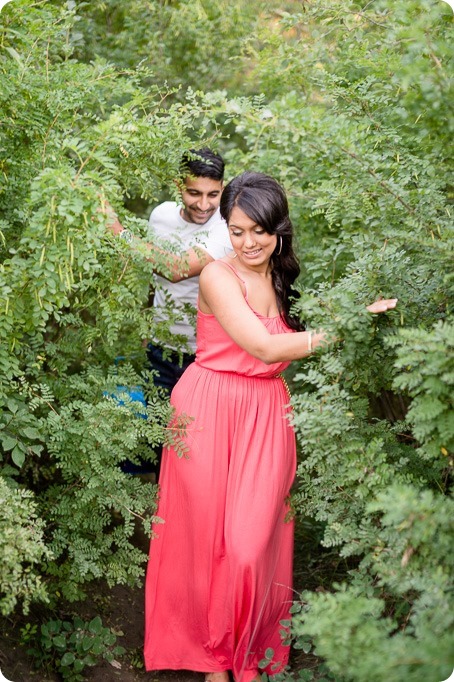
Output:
[197, 195, 210, 211]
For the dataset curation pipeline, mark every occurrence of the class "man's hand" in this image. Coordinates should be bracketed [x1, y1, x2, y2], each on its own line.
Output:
[98, 197, 124, 235]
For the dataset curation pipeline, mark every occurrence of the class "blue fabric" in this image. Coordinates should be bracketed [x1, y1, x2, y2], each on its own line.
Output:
[107, 347, 195, 476]
[104, 385, 153, 474]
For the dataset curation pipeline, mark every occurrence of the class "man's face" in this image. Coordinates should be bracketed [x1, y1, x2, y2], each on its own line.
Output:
[179, 175, 223, 225]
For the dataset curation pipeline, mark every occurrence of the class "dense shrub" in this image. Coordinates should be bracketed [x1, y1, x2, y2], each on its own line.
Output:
[218, 1, 453, 679]
[0, 1, 452, 681]
[0, 0, 225, 609]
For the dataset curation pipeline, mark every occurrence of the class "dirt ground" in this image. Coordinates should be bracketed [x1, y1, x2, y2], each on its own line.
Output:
[0, 579, 313, 682]
[0, 580, 208, 682]
[0, 517, 331, 682]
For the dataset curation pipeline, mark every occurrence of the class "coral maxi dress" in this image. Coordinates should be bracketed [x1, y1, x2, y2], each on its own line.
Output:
[144, 264, 297, 682]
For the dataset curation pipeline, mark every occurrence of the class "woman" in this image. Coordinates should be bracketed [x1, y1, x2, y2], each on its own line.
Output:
[144, 171, 396, 682]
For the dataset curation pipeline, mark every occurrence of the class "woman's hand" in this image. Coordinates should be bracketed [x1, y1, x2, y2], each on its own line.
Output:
[366, 298, 398, 313]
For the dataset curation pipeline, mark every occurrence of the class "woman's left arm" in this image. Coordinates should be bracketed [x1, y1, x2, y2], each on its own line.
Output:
[366, 298, 398, 313]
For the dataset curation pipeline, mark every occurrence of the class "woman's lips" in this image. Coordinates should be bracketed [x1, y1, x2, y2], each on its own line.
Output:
[243, 249, 262, 258]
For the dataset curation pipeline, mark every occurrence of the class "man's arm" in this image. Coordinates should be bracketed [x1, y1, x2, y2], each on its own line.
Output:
[143, 244, 214, 282]
[104, 205, 213, 283]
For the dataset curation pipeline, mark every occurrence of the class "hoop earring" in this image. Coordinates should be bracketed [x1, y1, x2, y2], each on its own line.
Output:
[224, 247, 238, 259]
[275, 235, 283, 256]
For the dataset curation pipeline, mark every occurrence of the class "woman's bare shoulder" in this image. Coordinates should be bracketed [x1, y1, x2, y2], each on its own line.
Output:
[200, 258, 235, 281]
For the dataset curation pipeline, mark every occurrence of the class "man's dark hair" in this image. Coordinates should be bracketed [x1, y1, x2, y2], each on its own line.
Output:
[180, 147, 225, 182]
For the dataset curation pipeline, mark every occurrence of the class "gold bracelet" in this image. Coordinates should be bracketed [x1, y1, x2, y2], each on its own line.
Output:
[307, 331, 312, 353]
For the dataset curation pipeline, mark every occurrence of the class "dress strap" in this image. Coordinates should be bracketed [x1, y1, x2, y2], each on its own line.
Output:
[216, 261, 248, 300]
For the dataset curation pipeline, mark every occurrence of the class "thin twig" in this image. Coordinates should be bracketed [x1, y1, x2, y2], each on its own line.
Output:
[117, 256, 131, 284]
[108, 495, 147, 522]
[341, 147, 414, 213]
[41, 111, 61, 167]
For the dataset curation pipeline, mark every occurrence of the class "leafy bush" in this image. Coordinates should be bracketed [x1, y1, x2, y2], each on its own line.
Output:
[27, 615, 125, 681]
[0, 477, 52, 615]
[71, 0, 270, 96]
[221, 1, 453, 680]
[0, 1, 452, 681]
[0, 0, 222, 611]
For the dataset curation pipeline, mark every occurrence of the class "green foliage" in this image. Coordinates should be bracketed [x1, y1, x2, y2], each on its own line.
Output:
[391, 321, 454, 462]
[27, 615, 125, 681]
[0, 1, 453, 680]
[71, 0, 270, 96]
[0, 477, 52, 615]
[0, 0, 223, 613]
[285, 485, 453, 682]
[215, 1, 453, 679]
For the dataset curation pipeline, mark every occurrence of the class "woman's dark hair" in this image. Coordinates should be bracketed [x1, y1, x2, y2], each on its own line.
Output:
[220, 171, 303, 331]
[180, 147, 225, 182]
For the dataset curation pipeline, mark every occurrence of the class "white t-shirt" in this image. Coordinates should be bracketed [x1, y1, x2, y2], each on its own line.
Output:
[148, 202, 231, 353]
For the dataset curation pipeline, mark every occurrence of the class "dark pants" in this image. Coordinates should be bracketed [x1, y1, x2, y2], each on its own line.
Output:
[120, 344, 194, 478]
[145, 342, 195, 480]
[146, 343, 195, 394]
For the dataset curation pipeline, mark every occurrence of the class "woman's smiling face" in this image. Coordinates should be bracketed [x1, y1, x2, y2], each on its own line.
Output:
[227, 206, 278, 269]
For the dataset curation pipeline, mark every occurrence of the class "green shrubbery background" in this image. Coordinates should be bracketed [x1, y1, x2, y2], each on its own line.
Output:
[0, 1, 452, 680]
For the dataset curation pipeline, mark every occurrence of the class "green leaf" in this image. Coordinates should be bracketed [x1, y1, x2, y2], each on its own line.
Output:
[73, 659, 85, 673]
[104, 632, 115, 646]
[11, 446, 25, 468]
[91, 639, 104, 655]
[6, 400, 18, 414]
[82, 635, 94, 651]
[88, 616, 103, 635]
[53, 635, 66, 649]
[5, 46, 23, 66]
[60, 651, 76, 666]
[1, 435, 17, 451]
[22, 427, 41, 440]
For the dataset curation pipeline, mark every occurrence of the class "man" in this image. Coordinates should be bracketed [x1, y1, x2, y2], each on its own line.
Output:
[145, 148, 229, 388]
[109, 148, 230, 477]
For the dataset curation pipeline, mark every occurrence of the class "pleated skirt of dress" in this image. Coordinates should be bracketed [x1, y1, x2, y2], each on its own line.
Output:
[144, 364, 296, 682]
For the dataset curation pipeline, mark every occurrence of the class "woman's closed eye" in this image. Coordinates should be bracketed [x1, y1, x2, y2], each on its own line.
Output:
[230, 229, 266, 237]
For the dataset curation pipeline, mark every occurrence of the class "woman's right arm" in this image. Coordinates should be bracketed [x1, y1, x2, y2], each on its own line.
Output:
[199, 262, 397, 364]
[199, 262, 322, 363]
